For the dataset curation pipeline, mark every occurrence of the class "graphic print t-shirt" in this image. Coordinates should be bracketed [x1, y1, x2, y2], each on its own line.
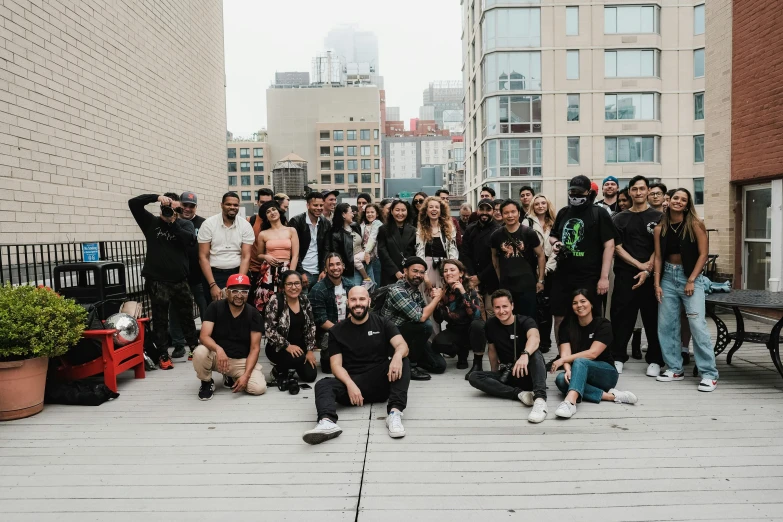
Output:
[612, 208, 662, 274]
[490, 225, 541, 292]
[334, 284, 347, 322]
[552, 206, 616, 282]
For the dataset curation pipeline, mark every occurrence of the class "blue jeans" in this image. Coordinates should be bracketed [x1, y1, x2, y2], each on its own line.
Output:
[555, 358, 618, 403]
[366, 257, 382, 287]
[657, 263, 718, 379]
[169, 282, 207, 347]
[349, 272, 363, 287]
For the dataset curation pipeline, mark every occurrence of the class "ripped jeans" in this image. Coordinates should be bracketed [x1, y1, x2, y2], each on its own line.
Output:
[657, 263, 718, 379]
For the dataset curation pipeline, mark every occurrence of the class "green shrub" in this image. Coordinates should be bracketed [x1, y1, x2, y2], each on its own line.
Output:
[0, 284, 87, 359]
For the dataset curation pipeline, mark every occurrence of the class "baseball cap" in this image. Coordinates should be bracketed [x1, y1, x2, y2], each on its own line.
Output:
[226, 274, 250, 288]
[180, 191, 197, 205]
[602, 176, 619, 186]
[403, 256, 428, 270]
[478, 198, 494, 209]
[568, 175, 592, 192]
[321, 189, 340, 199]
[591, 182, 599, 193]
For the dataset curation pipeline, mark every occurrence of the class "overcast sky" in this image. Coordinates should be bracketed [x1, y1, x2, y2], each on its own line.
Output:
[223, 0, 462, 137]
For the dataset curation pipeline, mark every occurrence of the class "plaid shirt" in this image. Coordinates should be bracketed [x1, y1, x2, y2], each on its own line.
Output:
[381, 279, 426, 326]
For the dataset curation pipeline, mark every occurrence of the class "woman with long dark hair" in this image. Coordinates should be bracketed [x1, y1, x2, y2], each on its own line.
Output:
[653, 188, 718, 391]
[360, 203, 384, 288]
[377, 199, 417, 286]
[265, 271, 317, 383]
[411, 191, 428, 223]
[550, 289, 638, 419]
[254, 201, 299, 315]
[328, 202, 365, 286]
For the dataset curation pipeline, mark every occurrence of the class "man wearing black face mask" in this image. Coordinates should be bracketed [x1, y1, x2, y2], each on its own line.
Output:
[549, 175, 616, 343]
[461, 198, 501, 319]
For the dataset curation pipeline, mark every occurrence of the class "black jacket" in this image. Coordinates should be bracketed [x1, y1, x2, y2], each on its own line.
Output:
[128, 194, 195, 283]
[327, 223, 362, 278]
[288, 211, 331, 274]
[377, 223, 417, 286]
[659, 225, 702, 279]
[460, 219, 500, 294]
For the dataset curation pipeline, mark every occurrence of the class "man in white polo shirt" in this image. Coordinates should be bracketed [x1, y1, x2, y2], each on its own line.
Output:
[198, 192, 255, 303]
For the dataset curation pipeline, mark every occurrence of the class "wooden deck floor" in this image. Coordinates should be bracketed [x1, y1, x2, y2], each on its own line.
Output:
[2, 313, 783, 521]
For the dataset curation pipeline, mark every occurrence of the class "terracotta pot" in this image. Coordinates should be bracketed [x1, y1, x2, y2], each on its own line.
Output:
[0, 356, 49, 421]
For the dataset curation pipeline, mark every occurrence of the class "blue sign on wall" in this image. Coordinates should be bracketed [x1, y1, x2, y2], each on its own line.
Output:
[82, 243, 100, 262]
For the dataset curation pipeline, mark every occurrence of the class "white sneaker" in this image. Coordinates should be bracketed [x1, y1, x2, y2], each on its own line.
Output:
[657, 370, 685, 382]
[609, 388, 638, 404]
[614, 361, 623, 374]
[302, 419, 342, 445]
[646, 363, 661, 377]
[386, 410, 406, 438]
[518, 391, 534, 406]
[698, 378, 717, 392]
[554, 400, 577, 419]
[528, 398, 548, 423]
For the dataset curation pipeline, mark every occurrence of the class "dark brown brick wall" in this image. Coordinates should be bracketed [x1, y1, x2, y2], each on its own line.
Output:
[731, 0, 783, 183]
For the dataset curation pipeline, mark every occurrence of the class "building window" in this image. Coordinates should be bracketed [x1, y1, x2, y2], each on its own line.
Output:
[227, 148, 236, 159]
[604, 5, 659, 34]
[567, 137, 580, 165]
[228, 162, 237, 172]
[320, 130, 330, 140]
[254, 175, 264, 185]
[743, 186, 773, 290]
[605, 136, 657, 163]
[693, 178, 704, 205]
[694, 48, 705, 78]
[241, 191, 251, 201]
[604, 93, 658, 120]
[240, 162, 250, 172]
[482, 8, 541, 51]
[482, 138, 542, 178]
[566, 50, 579, 79]
[567, 94, 579, 122]
[482, 95, 542, 136]
[334, 146, 344, 157]
[375, 188, 381, 199]
[566, 6, 579, 36]
[374, 145, 380, 155]
[240, 175, 250, 186]
[605, 50, 659, 78]
[374, 159, 380, 169]
[694, 135, 704, 163]
[482, 52, 542, 93]
[333, 130, 344, 140]
[253, 148, 263, 158]
[694, 92, 704, 120]
[374, 173, 381, 183]
[694, 4, 705, 35]
[240, 148, 249, 159]
[321, 174, 331, 184]
[335, 174, 344, 184]
[320, 146, 330, 156]
[334, 160, 345, 170]
[228, 175, 237, 186]
[360, 129, 371, 140]
[321, 160, 331, 170]
[361, 159, 372, 169]
[347, 159, 358, 170]
[361, 173, 372, 184]
[361, 145, 371, 156]
[347, 130, 357, 140]
[254, 161, 264, 172]
[347, 146, 357, 156]
[348, 173, 358, 184]
[373, 129, 379, 139]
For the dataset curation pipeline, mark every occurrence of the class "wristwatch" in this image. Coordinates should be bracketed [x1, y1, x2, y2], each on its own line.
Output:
[538, 279, 545, 284]
[523, 350, 532, 358]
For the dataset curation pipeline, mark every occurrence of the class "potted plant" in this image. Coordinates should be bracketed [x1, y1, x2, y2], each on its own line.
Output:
[0, 284, 86, 420]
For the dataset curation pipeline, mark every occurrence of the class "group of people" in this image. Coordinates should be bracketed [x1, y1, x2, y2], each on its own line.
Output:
[128, 172, 719, 444]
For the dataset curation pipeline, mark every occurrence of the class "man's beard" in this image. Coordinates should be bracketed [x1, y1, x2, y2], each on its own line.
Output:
[479, 214, 491, 225]
[349, 305, 368, 320]
[407, 276, 423, 287]
[224, 211, 237, 221]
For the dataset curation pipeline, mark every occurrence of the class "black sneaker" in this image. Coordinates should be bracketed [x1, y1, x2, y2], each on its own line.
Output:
[270, 366, 279, 384]
[198, 379, 215, 400]
[456, 359, 469, 370]
[223, 375, 235, 388]
[465, 358, 483, 381]
[171, 345, 186, 359]
[682, 352, 691, 365]
[410, 366, 431, 381]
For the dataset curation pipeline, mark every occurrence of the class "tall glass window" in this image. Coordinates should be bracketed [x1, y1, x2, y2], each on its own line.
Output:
[604, 93, 658, 120]
[240, 148, 250, 159]
[347, 160, 358, 170]
[604, 5, 659, 34]
[694, 135, 704, 163]
[693, 178, 704, 205]
[227, 148, 236, 159]
[483, 138, 542, 178]
[567, 94, 579, 122]
[694, 48, 705, 78]
[566, 6, 579, 35]
[566, 50, 579, 79]
[482, 8, 541, 50]
[482, 95, 542, 136]
[482, 52, 542, 93]
[333, 130, 344, 140]
[253, 148, 263, 158]
[567, 137, 580, 165]
[694, 4, 705, 35]
[346, 130, 357, 140]
[605, 50, 659, 77]
[694, 92, 704, 120]
[605, 136, 657, 163]
[254, 161, 264, 172]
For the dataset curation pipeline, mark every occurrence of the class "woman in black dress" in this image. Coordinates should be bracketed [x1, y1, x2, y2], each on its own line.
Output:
[377, 199, 417, 286]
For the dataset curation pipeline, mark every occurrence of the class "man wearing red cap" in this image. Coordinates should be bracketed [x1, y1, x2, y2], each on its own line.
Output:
[192, 273, 266, 400]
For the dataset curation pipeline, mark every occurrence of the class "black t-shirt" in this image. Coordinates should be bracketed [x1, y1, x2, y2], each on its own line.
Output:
[425, 234, 447, 257]
[186, 215, 206, 283]
[485, 315, 539, 365]
[288, 308, 306, 349]
[328, 312, 401, 375]
[612, 208, 662, 274]
[490, 225, 541, 292]
[552, 205, 616, 283]
[558, 316, 614, 365]
[202, 300, 263, 359]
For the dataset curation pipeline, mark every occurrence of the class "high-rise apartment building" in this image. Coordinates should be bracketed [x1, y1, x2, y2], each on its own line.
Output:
[227, 139, 270, 216]
[383, 136, 451, 180]
[462, 2, 706, 209]
[423, 81, 464, 129]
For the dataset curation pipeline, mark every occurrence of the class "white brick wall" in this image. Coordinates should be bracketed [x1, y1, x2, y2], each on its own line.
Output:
[0, 0, 226, 244]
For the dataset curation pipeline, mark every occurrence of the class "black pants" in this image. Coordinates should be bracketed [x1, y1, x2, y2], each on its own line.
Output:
[146, 279, 198, 357]
[468, 350, 548, 401]
[610, 270, 663, 365]
[397, 321, 446, 374]
[207, 267, 239, 303]
[510, 290, 537, 320]
[432, 320, 486, 361]
[265, 344, 318, 383]
[314, 358, 410, 422]
[537, 275, 554, 349]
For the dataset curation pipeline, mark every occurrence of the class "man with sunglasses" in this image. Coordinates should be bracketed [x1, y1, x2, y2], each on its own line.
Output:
[129, 192, 198, 370]
[192, 273, 266, 400]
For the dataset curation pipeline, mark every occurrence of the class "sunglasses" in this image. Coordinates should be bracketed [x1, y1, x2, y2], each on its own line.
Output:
[413, 199, 425, 204]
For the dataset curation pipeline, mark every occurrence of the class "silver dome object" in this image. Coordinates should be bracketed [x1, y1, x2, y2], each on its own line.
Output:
[104, 313, 140, 346]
